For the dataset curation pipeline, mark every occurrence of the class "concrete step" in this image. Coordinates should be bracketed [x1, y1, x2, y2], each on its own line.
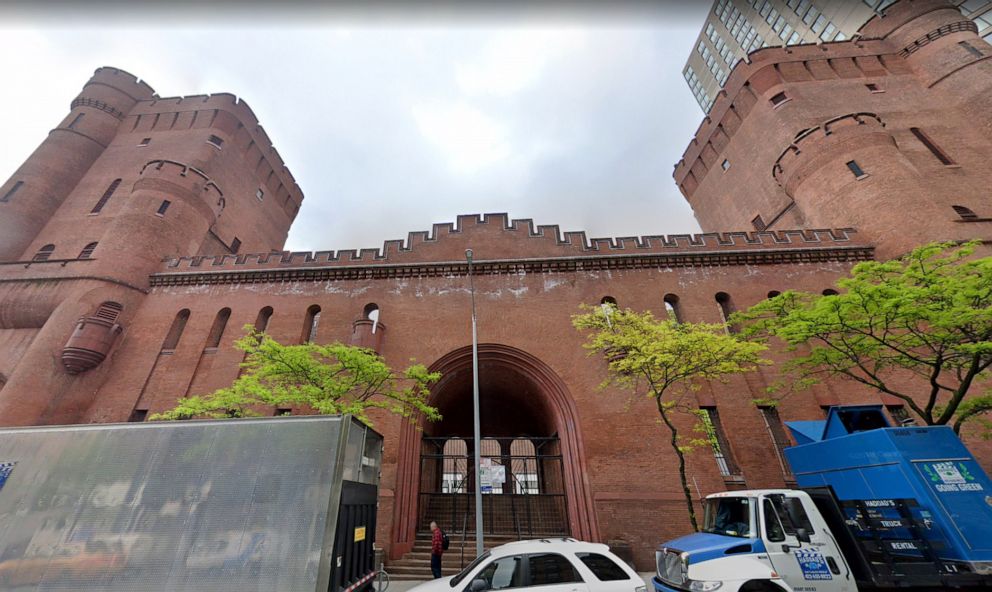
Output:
[386, 565, 464, 578]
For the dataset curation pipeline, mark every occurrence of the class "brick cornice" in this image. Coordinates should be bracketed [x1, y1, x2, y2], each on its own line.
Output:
[149, 244, 873, 287]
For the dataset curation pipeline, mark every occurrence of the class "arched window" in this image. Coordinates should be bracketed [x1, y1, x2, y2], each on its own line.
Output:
[254, 306, 273, 333]
[822, 289, 839, 296]
[442, 438, 469, 494]
[94, 301, 123, 323]
[953, 205, 978, 220]
[302, 305, 321, 343]
[663, 293, 682, 323]
[364, 303, 381, 334]
[90, 179, 121, 214]
[767, 291, 781, 299]
[715, 292, 734, 322]
[205, 308, 232, 349]
[510, 438, 539, 494]
[161, 309, 191, 352]
[600, 296, 617, 306]
[32, 244, 55, 262]
[78, 242, 98, 259]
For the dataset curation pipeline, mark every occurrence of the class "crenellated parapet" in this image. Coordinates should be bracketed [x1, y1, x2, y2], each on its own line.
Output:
[126, 93, 303, 219]
[138, 159, 223, 198]
[151, 213, 871, 285]
[773, 113, 890, 194]
[672, 0, 983, 202]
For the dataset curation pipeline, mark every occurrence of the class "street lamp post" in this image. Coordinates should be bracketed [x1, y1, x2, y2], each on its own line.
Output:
[466, 249, 484, 557]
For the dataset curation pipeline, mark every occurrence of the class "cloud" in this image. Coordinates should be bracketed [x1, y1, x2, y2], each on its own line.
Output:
[0, 4, 711, 255]
[412, 101, 511, 174]
[455, 28, 585, 97]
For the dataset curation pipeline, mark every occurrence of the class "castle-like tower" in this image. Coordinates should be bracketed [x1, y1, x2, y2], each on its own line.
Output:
[0, 67, 303, 425]
[675, 0, 992, 259]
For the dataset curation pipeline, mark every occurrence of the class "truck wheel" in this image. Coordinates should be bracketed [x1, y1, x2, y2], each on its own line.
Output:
[739, 581, 783, 592]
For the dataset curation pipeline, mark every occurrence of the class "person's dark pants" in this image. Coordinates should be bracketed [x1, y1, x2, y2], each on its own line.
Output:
[431, 553, 442, 578]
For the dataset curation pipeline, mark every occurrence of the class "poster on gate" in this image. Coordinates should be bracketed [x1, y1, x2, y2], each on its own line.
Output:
[480, 458, 493, 493]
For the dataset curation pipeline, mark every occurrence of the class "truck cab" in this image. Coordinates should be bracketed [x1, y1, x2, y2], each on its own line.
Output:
[654, 489, 852, 592]
[654, 406, 992, 592]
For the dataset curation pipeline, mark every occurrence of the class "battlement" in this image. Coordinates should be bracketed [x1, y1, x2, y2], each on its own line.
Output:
[128, 93, 303, 214]
[138, 159, 224, 199]
[673, 37, 902, 198]
[156, 213, 868, 279]
[86, 66, 157, 101]
[672, 0, 979, 200]
[773, 112, 886, 186]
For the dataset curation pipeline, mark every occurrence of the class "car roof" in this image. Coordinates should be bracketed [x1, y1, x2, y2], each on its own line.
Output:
[487, 538, 613, 556]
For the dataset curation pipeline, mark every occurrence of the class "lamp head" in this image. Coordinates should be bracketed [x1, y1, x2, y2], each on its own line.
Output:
[466, 249, 473, 263]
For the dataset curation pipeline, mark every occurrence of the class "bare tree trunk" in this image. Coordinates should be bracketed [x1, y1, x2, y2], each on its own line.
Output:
[656, 396, 698, 531]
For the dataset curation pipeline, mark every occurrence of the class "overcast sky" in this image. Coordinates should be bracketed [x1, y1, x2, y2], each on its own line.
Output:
[0, 2, 710, 253]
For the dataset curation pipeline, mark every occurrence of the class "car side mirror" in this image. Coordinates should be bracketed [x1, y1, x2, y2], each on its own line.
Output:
[795, 527, 811, 544]
[470, 579, 487, 592]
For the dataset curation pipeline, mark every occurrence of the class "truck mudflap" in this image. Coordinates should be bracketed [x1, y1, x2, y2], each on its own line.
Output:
[805, 487, 992, 589]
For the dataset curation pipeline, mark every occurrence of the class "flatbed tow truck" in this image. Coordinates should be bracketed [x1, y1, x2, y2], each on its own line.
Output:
[652, 405, 992, 592]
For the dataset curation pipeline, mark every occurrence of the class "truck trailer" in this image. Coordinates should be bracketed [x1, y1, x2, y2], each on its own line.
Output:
[0, 414, 382, 592]
[652, 405, 992, 592]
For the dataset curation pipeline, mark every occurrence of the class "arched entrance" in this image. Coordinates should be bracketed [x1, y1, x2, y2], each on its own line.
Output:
[392, 344, 598, 557]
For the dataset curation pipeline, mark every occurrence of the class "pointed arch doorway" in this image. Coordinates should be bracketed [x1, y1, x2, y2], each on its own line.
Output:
[392, 344, 598, 557]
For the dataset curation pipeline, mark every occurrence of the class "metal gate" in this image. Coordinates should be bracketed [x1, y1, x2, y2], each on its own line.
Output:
[417, 437, 569, 537]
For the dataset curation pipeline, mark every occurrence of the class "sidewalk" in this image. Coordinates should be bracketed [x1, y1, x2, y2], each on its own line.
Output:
[383, 573, 656, 592]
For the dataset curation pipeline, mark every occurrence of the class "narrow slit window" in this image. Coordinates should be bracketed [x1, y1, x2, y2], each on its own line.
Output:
[256, 188, 265, 201]
[1, 181, 24, 203]
[759, 406, 795, 481]
[364, 303, 381, 333]
[78, 242, 98, 259]
[752, 215, 766, 231]
[302, 305, 321, 343]
[91, 179, 121, 214]
[204, 308, 232, 350]
[716, 292, 734, 323]
[770, 91, 789, 106]
[953, 205, 979, 220]
[254, 306, 274, 333]
[865, 83, 883, 93]
[156, 200, 171, 216]
[663, 294, 682, 323]
[701, 407, 741, 478]
[960, 41, 984, 58]
[721, 159, 731, 171]
[128, 409, 149, 422]
[33, 244, 55, 262]
[910, 128, 955, 165]
[139, 137, 152, 147]
[230, 237, 242, 254]
[161, 309, 191, 352]
[207, 134, 224, 148]
[67, 113, 84, 130]
[846, 160, 866, 178]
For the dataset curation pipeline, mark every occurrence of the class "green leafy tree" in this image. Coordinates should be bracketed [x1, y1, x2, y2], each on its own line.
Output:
[573, 305, 768, 530]
[733, 241, 992, 434]
[151, 326, 441, 426]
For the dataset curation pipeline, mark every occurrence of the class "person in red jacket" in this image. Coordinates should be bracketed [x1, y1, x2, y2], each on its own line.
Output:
[430, 521, 444, 578]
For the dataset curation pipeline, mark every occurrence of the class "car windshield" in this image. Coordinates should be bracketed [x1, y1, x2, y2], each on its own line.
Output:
[702, 497, 755, 538]
[450, 551, 491, 587]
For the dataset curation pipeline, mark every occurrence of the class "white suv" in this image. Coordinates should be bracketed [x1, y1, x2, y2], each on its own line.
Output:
[410, 538, 645, 592]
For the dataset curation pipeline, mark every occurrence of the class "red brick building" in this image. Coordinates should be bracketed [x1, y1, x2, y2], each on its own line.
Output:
[0, 0, 988, 571]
